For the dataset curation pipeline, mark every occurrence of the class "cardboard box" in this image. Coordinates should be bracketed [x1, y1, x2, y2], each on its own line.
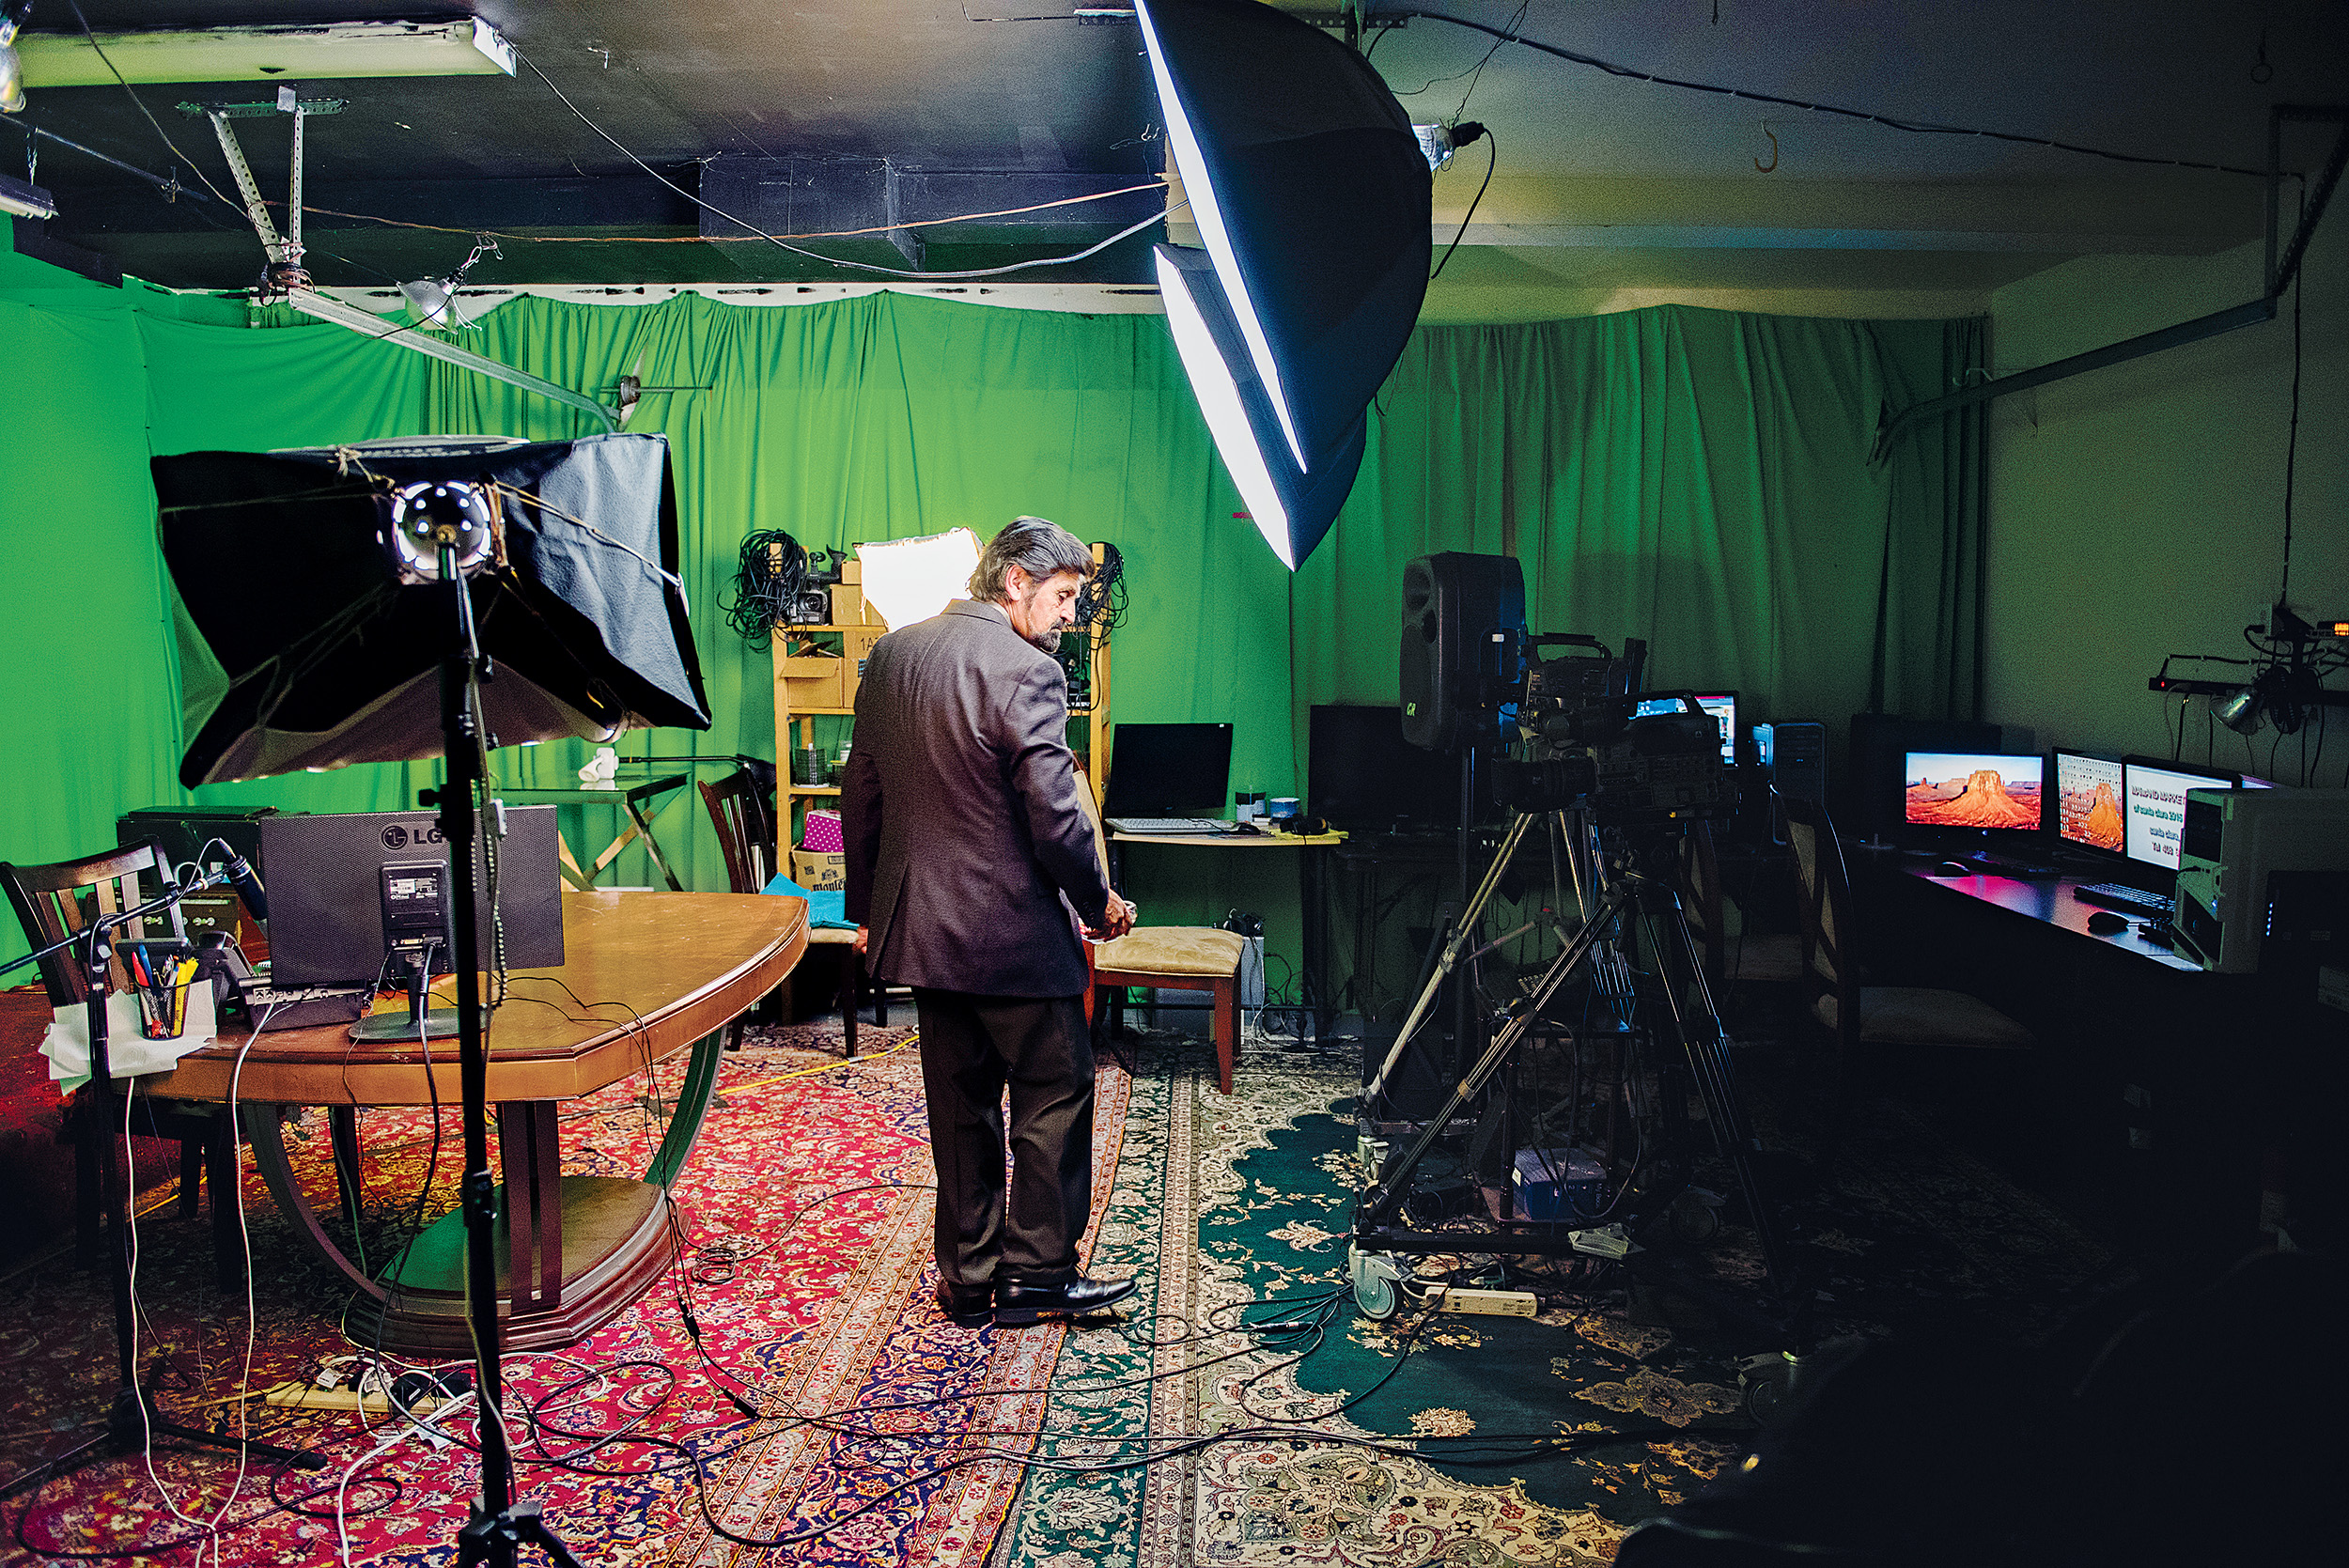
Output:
[791, 849, 847, 890]
[839, 558, 861, 585]
[840, 628, 885, 708]
[776, 637, 843, 709]
[829, 583, 864, 626]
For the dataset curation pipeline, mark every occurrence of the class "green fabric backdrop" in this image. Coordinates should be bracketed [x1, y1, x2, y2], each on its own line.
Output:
[2, 241, 1985, 985]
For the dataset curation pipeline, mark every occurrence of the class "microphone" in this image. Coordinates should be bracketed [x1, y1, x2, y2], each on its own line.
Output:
[219, 852, 270, 924]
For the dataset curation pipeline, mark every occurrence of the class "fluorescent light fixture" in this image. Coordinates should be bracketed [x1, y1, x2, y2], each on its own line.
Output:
[0, 170, 54, 220]
[1136, 0, 1303, 470]
[17, 18, 515, 88]
[857, 529, 983, 630]
[1134, 0, 1431, 569]
[1157, 246, 1293, 565]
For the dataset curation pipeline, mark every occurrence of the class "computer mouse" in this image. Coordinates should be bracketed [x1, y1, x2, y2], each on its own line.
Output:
[2085, 909, 2129, 936]
[1934, 861, 1975, 877]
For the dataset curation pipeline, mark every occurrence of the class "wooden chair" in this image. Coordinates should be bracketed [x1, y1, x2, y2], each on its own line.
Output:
[1071, 776, 1247, 1094]
[1, 839, 242, 1283]
[1779, 795, 2033, 1070]
[1678, 819, 1804, 993]
[699, 768, 864, 1057]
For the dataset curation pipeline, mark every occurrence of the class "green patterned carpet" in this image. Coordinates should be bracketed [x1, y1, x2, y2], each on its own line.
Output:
[999, 1037, 2122, 1568]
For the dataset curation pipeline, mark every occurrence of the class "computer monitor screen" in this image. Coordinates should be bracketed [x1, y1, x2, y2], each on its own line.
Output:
[260, 807, 565, 987]
[1633, 692, 1736, 764]
[1100, 723, 1235, 817]
[1309, 705, 1458, 831]
[1903, 753, 2044, 831]
[2121, 759, 2237, 872]
[2052, 750, 2125, 853]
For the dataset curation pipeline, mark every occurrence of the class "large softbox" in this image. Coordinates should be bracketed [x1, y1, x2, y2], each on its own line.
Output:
[1139, 0, 1431, 568]
[152, 433, 710, 787]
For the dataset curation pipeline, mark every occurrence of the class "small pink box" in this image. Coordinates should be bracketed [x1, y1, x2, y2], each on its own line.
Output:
[801, 810, 845, 853]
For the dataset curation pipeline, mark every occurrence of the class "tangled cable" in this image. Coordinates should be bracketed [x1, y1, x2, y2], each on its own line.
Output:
[722, 529, 807, 648]
[1076, 541, 1128, 635]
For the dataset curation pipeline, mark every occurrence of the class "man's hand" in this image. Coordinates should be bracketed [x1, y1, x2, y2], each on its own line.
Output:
[853, 925, 869, 955]
[1084, 895, 1137, 943]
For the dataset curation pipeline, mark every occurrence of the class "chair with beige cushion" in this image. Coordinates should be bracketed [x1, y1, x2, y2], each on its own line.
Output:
[1780, 793, 2033, 1063]
[700, 768, 868, 1057]
[1071, 775, 1247, 1094]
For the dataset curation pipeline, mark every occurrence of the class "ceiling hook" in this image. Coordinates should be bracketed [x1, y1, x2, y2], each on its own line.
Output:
[1754, 125, 1780, 174]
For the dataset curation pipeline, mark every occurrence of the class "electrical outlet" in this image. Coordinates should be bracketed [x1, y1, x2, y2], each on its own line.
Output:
[263, 1384, 444, 1416]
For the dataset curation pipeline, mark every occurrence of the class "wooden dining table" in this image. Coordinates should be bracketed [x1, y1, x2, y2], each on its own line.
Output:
[143, 891, 807, 1356]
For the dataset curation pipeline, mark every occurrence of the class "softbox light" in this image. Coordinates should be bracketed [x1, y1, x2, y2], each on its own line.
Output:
[152, 432, 710, 787]
[1137, 0, 1431, 568]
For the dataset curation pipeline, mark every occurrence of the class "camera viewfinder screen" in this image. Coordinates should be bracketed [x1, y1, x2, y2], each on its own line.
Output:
[1903, 752, 2043, 831]
[2054, 751, 2125, 852]
[1632, 693, 1736, 763]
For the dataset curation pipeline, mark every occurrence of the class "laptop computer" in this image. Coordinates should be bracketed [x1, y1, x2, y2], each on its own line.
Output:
[1101, 722, 1237, 834]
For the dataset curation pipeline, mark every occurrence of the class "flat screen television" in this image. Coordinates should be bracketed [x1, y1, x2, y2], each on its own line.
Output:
[1902, 752, 2045, 834]
[2052, 749, 2126, 854]
[1633, 692, 1736, 764]
[2120, 757, 2238, 873]
[1309, 705, 1459, 832]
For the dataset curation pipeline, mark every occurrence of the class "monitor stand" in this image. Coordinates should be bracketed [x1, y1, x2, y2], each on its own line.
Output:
[350, 945, 461, 1042]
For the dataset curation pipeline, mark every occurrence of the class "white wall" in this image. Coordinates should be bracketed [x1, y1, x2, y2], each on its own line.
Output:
[1984, 219, 2349, 782]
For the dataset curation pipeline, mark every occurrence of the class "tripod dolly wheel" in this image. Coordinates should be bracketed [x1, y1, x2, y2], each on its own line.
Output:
[1349, 1246, 1404, 1321]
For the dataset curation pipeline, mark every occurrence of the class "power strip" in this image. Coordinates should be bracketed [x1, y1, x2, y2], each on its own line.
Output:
[262, 1384, 444, 1417]
[1436, 1287, 1538, 1317]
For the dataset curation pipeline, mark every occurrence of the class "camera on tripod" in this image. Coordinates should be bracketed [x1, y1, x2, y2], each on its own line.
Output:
[1493, 634, 1734, 828]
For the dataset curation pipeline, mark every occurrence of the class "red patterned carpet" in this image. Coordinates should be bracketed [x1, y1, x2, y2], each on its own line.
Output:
[0, 1023, 1129, 1567]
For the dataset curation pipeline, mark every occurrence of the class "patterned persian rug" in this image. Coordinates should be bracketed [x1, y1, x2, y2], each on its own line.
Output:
[1000, 1037, 2123, 1568]
[0, 1022, 1128, 1568]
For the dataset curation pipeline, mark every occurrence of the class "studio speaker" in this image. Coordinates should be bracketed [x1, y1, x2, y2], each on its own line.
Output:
[1399, 552, 1526, 752]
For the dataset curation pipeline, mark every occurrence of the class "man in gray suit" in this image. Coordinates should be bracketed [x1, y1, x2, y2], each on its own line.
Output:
[843, 518, 1137, 1329]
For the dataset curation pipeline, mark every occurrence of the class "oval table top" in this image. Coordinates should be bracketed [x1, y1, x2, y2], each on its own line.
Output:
[143, 891, 807, 1107]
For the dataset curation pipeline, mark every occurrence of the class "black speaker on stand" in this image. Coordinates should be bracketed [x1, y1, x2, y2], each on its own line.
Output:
[1391, 551, 1525, 1094]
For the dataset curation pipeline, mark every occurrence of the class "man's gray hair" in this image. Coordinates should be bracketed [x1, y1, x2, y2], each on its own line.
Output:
[968, 516, 1094, 602]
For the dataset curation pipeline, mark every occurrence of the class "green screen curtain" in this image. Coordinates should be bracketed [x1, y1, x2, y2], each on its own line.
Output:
[3, 245, 1984, 975]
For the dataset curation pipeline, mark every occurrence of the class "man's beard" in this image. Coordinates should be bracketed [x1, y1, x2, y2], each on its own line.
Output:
[1013, 587, 1066, 653]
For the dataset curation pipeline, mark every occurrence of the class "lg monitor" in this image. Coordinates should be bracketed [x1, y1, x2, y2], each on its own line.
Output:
[1634, 692, 1736, 764]
[1100, 722, 1235, 818]
[2052, 749, 2126, 854]
[260, 806, 565, 988]
[2120, 757, 2238, 874]
[1309, 705, 1458, 832]
[1902, 752, 2044, 834]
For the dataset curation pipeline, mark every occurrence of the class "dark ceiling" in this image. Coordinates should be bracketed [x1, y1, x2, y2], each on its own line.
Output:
[10, 1, 1164, 288]
[8, 3, 2348, 298]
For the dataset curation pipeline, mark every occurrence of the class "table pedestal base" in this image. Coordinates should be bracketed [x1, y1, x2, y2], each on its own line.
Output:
[345, 1174, 681, 1357]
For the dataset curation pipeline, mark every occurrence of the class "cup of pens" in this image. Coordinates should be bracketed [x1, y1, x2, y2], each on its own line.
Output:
[122, 939, 200, 1041]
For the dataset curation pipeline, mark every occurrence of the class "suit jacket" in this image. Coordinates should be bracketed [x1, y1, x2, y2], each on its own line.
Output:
[842, 599, 1112, 997]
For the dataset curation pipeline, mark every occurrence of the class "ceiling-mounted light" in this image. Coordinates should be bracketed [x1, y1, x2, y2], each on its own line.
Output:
[1136, 0, 1431, 569]
[15, 17, 514, 89]
[1, 0, 33, 115]
[2215, 683, 2264, 737]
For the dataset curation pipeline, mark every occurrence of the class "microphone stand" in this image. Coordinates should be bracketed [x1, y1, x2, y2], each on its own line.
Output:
[0, 893, 319, 1502]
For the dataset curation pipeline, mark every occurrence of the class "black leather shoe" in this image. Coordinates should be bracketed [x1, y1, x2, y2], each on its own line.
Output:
[935, 1281, 994, 1328]
[993, 1276, 1136, 1327]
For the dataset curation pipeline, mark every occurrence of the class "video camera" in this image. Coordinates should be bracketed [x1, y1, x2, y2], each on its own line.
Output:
[1488, 632, 1731, 827]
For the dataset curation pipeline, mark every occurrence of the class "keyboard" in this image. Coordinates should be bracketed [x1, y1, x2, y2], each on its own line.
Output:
[2072, 882, 2173, 916]
[1106, 816, 1241, 836]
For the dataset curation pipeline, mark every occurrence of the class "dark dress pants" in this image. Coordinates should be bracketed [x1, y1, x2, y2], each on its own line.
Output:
[911, 987, 1095, 1289]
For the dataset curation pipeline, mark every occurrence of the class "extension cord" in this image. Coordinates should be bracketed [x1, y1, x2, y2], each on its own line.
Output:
[262, 1383, 443, 1417]
[1435, 1287, 1538, 1317]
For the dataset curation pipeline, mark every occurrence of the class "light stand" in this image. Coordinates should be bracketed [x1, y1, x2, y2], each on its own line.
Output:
[0, 888, 319, 1501]
[423, 540, 583, 1568]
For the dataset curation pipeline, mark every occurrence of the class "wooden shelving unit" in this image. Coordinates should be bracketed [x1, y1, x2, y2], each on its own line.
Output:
[770, 543, 1115, 863]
